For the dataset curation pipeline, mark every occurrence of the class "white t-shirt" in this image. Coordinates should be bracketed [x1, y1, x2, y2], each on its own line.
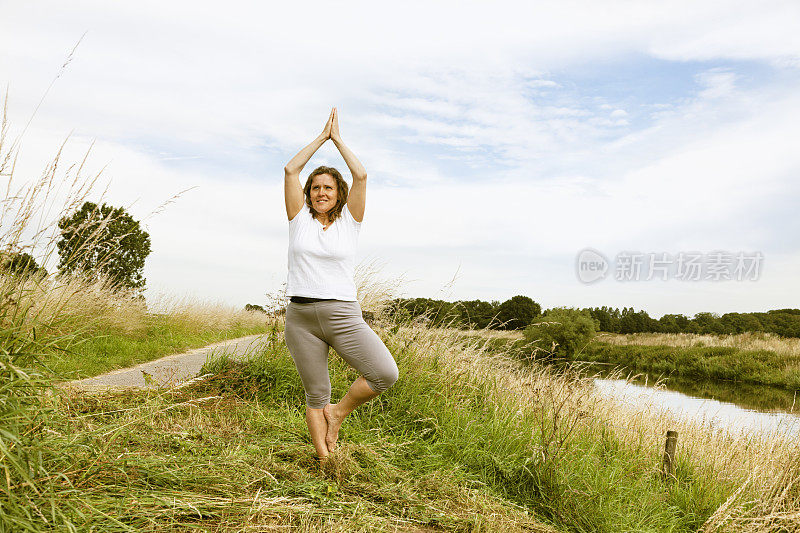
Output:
[286, 201, 361, 301]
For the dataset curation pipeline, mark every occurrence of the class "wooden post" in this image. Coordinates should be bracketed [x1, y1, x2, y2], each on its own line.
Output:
[662, 430, 678, 479]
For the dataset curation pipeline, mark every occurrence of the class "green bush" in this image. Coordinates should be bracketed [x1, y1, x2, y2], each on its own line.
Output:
[522, 307, 598, 358]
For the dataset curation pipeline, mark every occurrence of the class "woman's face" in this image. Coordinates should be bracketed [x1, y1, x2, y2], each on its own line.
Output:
[310, 173, 338, 215]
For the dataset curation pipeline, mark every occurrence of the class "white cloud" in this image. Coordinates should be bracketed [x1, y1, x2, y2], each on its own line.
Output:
[695, 68, 738, 99]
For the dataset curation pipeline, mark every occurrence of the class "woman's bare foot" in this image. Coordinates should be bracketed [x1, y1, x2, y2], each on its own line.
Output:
[323, 403, 344, 452]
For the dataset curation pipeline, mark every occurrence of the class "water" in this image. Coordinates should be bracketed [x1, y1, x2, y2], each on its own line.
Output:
[594, 377, 800, 437]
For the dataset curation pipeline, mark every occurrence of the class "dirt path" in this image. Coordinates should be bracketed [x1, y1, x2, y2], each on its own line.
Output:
[57, 333, 269, 393]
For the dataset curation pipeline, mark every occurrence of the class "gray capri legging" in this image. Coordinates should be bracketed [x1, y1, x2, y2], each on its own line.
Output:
[284, 299, 399, 409]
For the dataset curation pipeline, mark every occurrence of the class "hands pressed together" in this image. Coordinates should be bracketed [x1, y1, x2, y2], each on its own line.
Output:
[285, 106, 363, 179]
[321, 107, 341, 143]
[314, 106, 367, 181]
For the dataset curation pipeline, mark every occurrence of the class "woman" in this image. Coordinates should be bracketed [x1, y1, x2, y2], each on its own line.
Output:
[283, 107, 399, 461]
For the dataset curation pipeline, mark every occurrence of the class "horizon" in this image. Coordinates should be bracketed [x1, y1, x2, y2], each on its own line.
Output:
[327, 294, 800, 322]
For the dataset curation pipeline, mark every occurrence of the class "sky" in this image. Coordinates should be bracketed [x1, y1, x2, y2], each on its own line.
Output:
[1, 0, 799, 318]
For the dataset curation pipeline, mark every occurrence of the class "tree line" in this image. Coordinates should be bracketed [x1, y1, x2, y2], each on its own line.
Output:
[384, 296, 800, 338]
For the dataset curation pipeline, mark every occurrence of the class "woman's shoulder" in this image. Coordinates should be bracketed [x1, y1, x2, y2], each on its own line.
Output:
[342, 202, 362, 227]
[289, 202, 311, 226]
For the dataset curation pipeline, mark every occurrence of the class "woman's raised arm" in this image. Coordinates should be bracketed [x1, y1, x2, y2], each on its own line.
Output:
[284, 109, 334, 220]
[330, 108, 367, 223]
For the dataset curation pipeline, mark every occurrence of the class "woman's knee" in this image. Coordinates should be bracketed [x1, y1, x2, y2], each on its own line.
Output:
[369, 359, 399, 393]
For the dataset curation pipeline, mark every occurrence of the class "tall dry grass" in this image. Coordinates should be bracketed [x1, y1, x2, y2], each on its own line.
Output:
[355, 257, 408, 315]
[0, 84, 267, 530]
[148, 291, 274, 332]
[0, 87, 129, 350]
[0, 84, 151, 529]
[600, 331, 800, 359]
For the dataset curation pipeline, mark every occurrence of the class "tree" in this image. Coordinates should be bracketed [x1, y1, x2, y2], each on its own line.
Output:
[57, 202, 151, 293]
[658, 313, 691, 334]
[456, 299, 497, 329]
[738, 314, 764, 333]
[693, 312, 723, 335]
[1, 251, 48, 279]
[586, 307, 614, 332]
[495, 295, 542, 330]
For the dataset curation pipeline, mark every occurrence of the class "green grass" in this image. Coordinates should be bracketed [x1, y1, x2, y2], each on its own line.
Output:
[21, 325, 752, 532]
[38, 342, 548, 531]
[44, 312, 273, 381]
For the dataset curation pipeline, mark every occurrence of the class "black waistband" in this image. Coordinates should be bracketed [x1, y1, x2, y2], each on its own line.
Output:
[290, 296, 336, 303]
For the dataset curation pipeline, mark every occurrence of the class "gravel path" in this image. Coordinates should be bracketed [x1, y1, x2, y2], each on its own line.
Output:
[57, 333, 269, 393]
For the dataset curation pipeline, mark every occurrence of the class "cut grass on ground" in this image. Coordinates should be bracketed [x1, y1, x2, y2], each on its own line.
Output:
[49, 338, 554, 531]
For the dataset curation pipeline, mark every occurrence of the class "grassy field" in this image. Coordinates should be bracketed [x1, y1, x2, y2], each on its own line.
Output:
[4, 317, 795, 531]
[0, 267, 273, 381]
[45, 336, 554, 532]
[598, 332, 800, 355]
[574, 332, 800, 391]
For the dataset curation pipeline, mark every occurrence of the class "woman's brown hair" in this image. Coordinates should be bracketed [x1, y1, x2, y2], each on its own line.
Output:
[303, 166, 349, 222]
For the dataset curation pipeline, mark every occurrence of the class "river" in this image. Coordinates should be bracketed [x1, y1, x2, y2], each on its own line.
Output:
[590, 370, 800, 437]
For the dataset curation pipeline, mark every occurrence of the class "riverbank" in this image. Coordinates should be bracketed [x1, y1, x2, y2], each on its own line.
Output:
[576, 336, 800, 391]
[456, 329, 800, 412]
[596, 368, 800, 413]
[464, 329, 800, 392]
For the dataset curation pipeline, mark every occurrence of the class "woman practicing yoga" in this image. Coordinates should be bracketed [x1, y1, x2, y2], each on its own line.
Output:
[283, 107, 399, 460]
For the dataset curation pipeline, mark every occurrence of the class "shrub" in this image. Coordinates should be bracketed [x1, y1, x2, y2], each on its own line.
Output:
[522, 307, 598, 359]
